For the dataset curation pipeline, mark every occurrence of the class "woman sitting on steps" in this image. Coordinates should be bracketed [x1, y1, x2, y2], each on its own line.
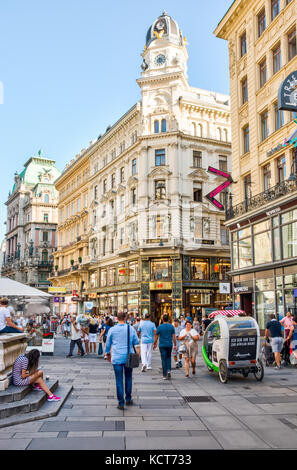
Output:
[12, 349, 60, 401]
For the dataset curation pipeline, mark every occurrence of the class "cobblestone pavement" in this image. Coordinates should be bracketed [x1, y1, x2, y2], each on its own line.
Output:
[1, 335, 297, 450]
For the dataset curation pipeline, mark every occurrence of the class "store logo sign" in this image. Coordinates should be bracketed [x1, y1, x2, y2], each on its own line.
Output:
[205, 167, 233, 211]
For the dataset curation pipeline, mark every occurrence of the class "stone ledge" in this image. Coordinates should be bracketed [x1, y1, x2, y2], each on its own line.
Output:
[0, 334, 29, 391]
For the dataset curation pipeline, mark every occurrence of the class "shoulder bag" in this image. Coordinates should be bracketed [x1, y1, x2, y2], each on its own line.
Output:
[125, 324, 140, 368]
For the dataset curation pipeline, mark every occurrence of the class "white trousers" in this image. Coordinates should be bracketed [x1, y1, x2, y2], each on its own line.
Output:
[141, 342, 153, 368]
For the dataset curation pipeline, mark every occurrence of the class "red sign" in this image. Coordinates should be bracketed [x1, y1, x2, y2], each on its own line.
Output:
[205, 166, 233, 211]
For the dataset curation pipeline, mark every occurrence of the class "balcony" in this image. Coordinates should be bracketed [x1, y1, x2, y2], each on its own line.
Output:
[226, 179, 297, 222]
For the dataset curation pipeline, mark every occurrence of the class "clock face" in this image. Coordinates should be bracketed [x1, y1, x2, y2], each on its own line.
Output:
[155, 20, 165, 32]
[155, 54, 166, 66]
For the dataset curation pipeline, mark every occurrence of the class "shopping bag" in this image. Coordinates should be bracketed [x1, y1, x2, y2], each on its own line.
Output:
[98, 341, 103, 356]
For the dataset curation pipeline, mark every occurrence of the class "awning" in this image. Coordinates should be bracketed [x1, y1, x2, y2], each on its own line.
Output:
[0, 278, 52, 297]
[209, 310, 244, 319]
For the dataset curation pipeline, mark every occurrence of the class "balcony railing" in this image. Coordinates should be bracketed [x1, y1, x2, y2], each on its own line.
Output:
[226, 179, 297, 221]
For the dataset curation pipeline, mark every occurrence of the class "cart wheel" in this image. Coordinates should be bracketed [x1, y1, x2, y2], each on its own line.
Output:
[242, 370, 249, 378]
[219, 360, 229, 384]
[254, 359, 264, 381]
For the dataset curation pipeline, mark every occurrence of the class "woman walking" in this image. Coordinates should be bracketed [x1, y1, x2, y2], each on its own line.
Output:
[12, 349, 60, 401]
[178, 320, 200, 377]
[287, 315, 297, 361]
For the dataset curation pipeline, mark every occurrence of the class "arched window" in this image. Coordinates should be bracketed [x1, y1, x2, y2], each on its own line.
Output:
[161, 119, 167, 133]
[154, 120, 159, 133]
[44, 193, 49, 203]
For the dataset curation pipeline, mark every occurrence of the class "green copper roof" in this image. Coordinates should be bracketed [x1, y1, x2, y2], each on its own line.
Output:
[11, 155, 61, 194]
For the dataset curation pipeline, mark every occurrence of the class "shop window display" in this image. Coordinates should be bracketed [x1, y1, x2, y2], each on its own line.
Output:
[151, 259, 172, 281]
[118, 264, 126, 284]
[191, 258, 209, 280]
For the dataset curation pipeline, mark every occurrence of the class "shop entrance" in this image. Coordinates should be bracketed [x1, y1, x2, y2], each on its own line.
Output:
[240, 293, 253, 316]
[150, 291, 172, 325]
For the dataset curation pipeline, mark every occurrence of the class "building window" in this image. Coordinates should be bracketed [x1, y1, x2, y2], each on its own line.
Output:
[243, 125, 250, 153]
[103, 179, 107, 193]
[263, 164, 271, 191]
[193, 151, 202, 168]
[155, 149, 165, 166]
[259, 58, 267, 87]
[94, 185, 98, 200]
[288, 29, 297, 61]
[100, 269, 107, 287]
[244, 174, 252, 202]
[44, 193, 49, 203]
[240, 31, 247, 57]
[129, 261, 138, 282]
[274, 102, 284, 130]
[132, 158, 137, 175]
[131, 188, 136, 206]
[191, 258, 209, 280]
[43, 213, 49, 223]
[272, 44, 281, 74]
[118, 264, 126, 284]
[120, 167, 125, 183]
[193, 182, 202, 202]
[41, 250, 48, 263]
[154, 120, 159, 133]
[258, 8, 266, 37]
[111, 173, 115, 188]
[277, 155, 286, 183]
[42, 231, 48, 242]
[219, 155, 228, 171]
[261, 110, 269, 141]
[155, 180, 166, 200]
[271, 0, 280, 21]
[151, 258, 172, 281]
[241, 77, 248, 104]
[161, 119, 167, 133]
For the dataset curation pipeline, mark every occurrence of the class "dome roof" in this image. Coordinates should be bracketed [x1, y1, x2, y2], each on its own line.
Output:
[145, 11, 183, 48]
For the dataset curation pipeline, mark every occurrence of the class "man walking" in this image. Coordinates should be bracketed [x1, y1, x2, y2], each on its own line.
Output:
[138, 313, 156, 371]
[105, 312, 139, 410]
[66, 315, 85, 358]
[153, 314, 177, 380]
[265, 314, 283, 370]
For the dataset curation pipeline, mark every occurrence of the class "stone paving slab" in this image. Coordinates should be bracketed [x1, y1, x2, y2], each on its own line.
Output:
[125, 435, 222, 450]
[0, 439, 32, 450]
[39, 420, 123, 432]
[27, 437, 125, 450]
[211, 430, 270, 449]
[237, 415, 291, 430]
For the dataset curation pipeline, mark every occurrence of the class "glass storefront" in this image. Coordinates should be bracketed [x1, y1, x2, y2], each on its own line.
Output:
[129, 261, 138, 282]
[118, 264, 126, 284]
[254, 231, 272, 265]
[127, 291, 139, 315]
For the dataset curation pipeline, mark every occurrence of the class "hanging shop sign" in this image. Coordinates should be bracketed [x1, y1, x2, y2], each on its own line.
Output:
[219, 283, 231, 294]
[233, 286, 249, 293]
[48, 287, 66, 293]
[205, 167, 233, 211]
[278, 71, 297, 111]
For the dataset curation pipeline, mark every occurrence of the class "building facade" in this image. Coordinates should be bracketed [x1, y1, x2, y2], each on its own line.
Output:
[52, 12, 232, 322]
[215, 0, 297, 329]
[48, 150, 91, 314]
[2, 153, 61, 291]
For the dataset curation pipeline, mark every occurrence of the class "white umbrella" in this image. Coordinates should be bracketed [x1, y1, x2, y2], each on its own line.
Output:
[0, 278, 52, 297]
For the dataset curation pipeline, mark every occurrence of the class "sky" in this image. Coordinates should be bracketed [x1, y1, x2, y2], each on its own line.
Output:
[0, 0, 233, 242]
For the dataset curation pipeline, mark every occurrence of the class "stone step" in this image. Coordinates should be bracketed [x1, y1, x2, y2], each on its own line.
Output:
[0, 380, 58, 419]
[0, 383, 32, 404]
[0, 384, 73, 429]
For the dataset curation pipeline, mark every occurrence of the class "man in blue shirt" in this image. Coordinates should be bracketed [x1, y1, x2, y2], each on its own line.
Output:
[138, 313, 156, 372]
[105, 312, 139, 409]
[153, 314, 177, 380]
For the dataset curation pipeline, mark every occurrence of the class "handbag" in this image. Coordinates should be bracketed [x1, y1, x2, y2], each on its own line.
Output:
[125, 324, 140, 368]
[179, 343, 187, 354]
[98, 341, 103, 356]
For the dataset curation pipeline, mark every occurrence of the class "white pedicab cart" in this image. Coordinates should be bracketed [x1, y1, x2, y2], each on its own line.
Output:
[202, 310, 264, 384]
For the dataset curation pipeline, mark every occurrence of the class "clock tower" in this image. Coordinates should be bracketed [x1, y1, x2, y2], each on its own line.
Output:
[137, 12, 189, 135]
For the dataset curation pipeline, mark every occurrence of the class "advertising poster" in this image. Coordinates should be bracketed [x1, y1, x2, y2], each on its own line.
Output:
[229, 335, 257, 361]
